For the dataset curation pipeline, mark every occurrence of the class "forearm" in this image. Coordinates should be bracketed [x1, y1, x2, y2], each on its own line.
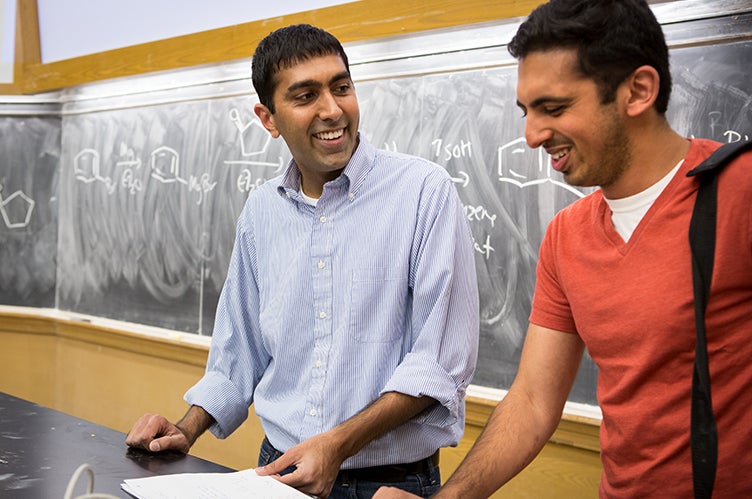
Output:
[434, 325, 584, 498]
[328, 392, 436, 461]
[433, 391, 557, 498]
[175, 405, 215, 447]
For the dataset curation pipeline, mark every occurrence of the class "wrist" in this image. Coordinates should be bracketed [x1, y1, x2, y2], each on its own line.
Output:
[324, 426, 361, 463]
[174, 421, 197, 446]
[175, 405, 213, 447]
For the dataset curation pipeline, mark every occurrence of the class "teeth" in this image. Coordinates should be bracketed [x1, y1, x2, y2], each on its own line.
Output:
[552, 150, 567, 160]
[315, 129, 344, 140]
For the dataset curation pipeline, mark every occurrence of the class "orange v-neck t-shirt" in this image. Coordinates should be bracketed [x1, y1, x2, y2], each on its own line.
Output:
[531, 139, 752, 497]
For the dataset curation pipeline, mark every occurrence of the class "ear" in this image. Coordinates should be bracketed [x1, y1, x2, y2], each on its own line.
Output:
[253, 103, 281, 138]
[621, 65, 660, 118]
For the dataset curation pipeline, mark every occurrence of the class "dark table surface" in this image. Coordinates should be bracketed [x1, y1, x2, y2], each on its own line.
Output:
[0, 391, 233, 498]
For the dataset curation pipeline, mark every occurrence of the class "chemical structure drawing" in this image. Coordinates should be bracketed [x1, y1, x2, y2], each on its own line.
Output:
[0, 182, 35, 229]
[149, 145, 218, 204]
[223, 108, 285, 171]
[497, 137, 586, 199]
[150, 145, 182, 183]
[74, 148, 116, 193]
[73, 144, 217, 205]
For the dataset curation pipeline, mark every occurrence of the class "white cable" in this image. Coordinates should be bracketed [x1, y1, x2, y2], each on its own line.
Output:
[63, 463, 122, 499]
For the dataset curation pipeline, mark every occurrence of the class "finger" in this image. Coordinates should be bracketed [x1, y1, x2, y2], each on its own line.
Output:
[125, 415, 157, 447]
[256, 452, 295, 476]
[149, 433, 189, 453]
[125, 414, 167, 448]
[273, 471, 330, 499]
[373, 487, 414, 498]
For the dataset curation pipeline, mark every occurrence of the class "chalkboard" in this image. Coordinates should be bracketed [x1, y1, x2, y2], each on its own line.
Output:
[3, 11, 751, 407]
[668, 42, 752, 142]
[355, 70, 597, 397]
[0, 114, 60, 308]
[57, 98, 291, 333]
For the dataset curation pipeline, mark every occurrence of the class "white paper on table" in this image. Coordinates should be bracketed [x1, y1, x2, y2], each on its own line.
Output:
[121, 468, 312, 499]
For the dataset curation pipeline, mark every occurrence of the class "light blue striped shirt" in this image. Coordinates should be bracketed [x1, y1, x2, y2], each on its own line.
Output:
[185, 135, 479, 468]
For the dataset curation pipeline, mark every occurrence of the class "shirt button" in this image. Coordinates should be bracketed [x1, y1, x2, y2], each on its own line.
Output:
[318, 260, 325, 269]
[315, 360, 323, 368]
[319, 311, 327, 319]
[319, 216, 327, 223]
[310, 409, 317, 416]
[348, 192, 355, 200]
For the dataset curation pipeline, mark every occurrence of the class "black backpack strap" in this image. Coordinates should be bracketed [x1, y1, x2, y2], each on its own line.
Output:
[686, 139, 751, 499]
[687, 139, 752, 177]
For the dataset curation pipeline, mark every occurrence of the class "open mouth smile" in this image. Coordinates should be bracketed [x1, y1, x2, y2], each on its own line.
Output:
[314, 129, 345, 140]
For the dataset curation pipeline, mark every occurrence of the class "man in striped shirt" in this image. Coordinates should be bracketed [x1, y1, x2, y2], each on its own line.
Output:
[126, 24, 479, 499]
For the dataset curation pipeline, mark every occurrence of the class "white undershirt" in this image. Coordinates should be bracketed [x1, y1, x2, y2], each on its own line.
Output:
[605, 160, 683, 242]
[300, 189, 318, 207]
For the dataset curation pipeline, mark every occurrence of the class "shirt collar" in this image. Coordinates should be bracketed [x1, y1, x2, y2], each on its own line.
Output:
[277, 133, 375, 199]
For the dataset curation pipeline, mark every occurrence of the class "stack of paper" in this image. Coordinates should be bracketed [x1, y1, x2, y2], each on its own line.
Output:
[121, 468, 312, 498]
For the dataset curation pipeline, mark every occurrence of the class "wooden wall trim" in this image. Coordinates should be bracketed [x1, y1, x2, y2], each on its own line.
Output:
[14, 0, 544, 93]
[0, 310, 56, 335]
[466, 395, 601, 453]
[0, 309, 209, 366]
[54, 320, 209, 368]
[15, 0, 41, 67]
[0, 83, 22, 94]
[0, 0, 37, 94]
[0, 308, 600, 453]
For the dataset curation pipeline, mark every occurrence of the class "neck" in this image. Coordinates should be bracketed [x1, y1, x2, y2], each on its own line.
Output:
[602, 119, 690, 199]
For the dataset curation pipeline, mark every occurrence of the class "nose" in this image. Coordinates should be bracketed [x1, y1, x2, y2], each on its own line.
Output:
[318, 91, 343, 121]
[524, 114, 553, 149]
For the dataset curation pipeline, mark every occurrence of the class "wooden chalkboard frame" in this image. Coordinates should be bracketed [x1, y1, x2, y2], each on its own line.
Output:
[2, 0, 546, 94]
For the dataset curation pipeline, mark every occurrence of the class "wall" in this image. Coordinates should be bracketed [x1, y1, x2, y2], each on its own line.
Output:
[0, 0, 15, 83]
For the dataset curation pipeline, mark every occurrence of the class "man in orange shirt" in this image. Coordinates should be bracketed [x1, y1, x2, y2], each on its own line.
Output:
[376, 0, 752, 497]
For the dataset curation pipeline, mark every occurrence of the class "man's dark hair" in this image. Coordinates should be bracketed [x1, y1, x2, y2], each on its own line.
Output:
[508, 0, 672, 113]
[251, 24, 350, 114]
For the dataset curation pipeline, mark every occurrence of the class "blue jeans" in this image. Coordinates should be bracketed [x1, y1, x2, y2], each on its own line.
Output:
[258, 437, 441, 499]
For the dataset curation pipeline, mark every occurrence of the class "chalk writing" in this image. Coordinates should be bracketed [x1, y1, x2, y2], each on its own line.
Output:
[464, 204, 497, 228]
[116, 142, 144, 194]
[497, 137, 587, 199]
[451, 171, 470, 187]
[724, 130, 749, 142]
[237, 169, 267, 193]
[149, 146, 215, 202]
[74, 148, 116, 193]
[73, 145, 217, 205]
[432, 138, 472, 162]
[0, 182, 35, 229]
[223, 108, 284, 170]
[383, 140, 399, 152]
[472, 234, 495, 260]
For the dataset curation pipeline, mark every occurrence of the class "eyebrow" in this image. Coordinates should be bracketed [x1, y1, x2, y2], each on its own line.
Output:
[286, 71, 352, 95]
[516, 96, 572, 111]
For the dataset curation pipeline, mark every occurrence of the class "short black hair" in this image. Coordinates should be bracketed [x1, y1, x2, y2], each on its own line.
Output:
[508, 0, 672, 113]
[251, 24, 350, 114]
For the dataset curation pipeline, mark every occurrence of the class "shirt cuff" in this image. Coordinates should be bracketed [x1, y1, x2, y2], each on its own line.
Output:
[184, 370, 250, 439]
[380, 351, 462, 429]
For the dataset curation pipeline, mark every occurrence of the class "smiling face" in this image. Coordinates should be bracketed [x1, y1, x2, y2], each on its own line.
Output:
[516, 48, 632, 195]
[254, 54, 360, 197]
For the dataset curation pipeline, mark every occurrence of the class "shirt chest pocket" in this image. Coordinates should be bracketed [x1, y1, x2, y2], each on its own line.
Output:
[349, 268, 409, 343]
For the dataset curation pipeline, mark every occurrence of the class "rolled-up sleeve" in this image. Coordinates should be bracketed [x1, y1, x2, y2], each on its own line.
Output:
[184, 210, 270, 438]
[381, 174, 479, 438]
